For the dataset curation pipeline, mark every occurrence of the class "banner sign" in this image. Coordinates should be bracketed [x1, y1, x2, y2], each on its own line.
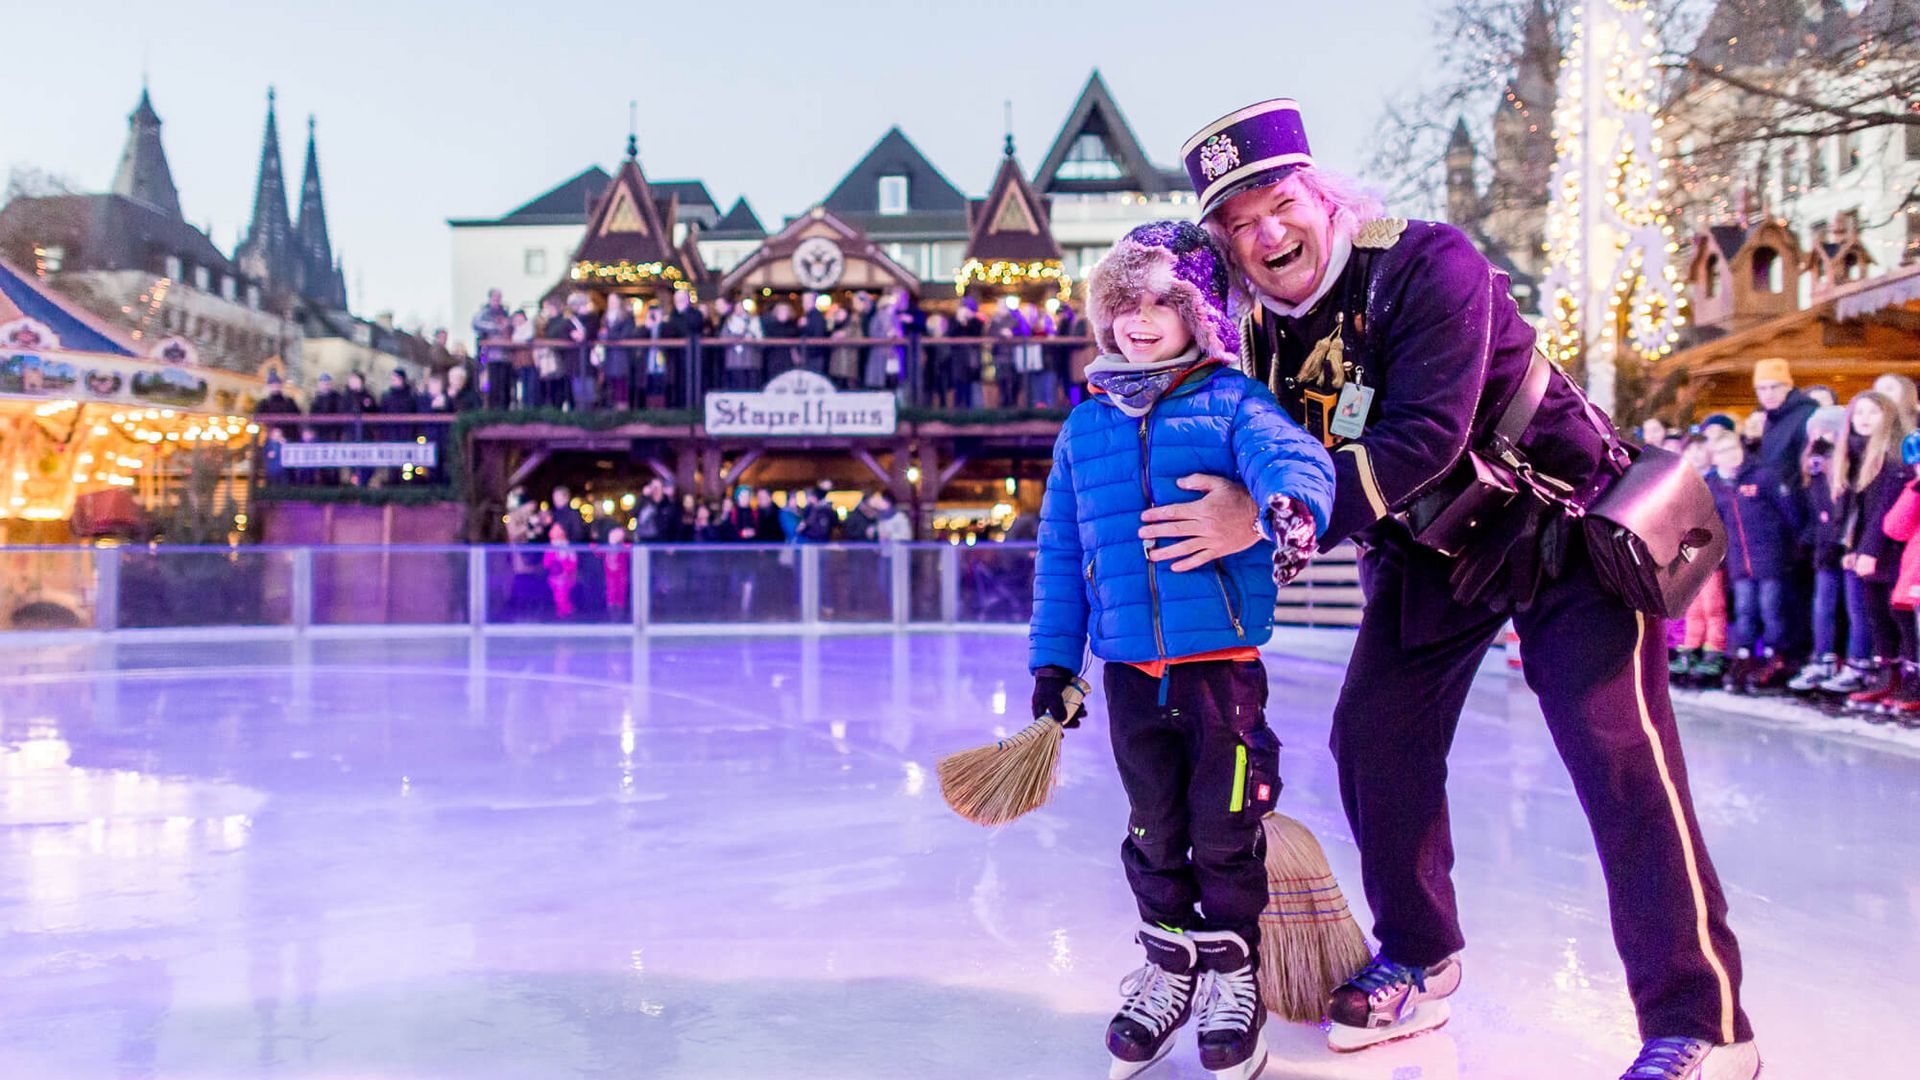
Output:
[704, 369, 896, 437]
[276, 442, 438, 468]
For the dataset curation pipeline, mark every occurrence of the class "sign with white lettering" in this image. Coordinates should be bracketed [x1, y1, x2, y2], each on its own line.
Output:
[277, 442, 438, 468]
[704, 369, 896, 436]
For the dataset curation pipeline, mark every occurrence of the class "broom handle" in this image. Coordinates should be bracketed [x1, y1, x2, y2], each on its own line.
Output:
[1051, 676, 1091, 726]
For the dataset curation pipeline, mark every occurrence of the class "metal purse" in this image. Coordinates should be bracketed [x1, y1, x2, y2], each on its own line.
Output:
[1581, 443, 1727, 619]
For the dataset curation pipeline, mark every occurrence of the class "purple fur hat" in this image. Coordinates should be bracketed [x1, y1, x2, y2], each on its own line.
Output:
[1085, 221, 1241, 363]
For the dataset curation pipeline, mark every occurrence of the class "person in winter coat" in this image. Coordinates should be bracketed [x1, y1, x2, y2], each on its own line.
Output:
[1788, 406, 1857, 691]
[1671, 433, 1730, 684]
[752, 488, 785, 543]
[1828, 390, 1911, 709]
[598, 298, 637, 409]
[1875, 433, 1920, 725]
[662, 289, 708, 406]
[537, 299, 571, 409]
[1027, 221, 1333, 1077]
[799, 480, 839, 542]
[1706, 428, 1804, 691]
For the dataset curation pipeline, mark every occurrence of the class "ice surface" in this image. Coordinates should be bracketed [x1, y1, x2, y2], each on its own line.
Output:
[1, 630, 1915, 1078]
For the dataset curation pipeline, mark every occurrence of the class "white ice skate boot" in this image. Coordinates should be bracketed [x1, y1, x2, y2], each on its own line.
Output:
[1106, 923, 1197, 1080]
[1325, 953, 1461, 1053]
[1620, 1036, 1761, 1079]
[1190, 929, 1268, 1080]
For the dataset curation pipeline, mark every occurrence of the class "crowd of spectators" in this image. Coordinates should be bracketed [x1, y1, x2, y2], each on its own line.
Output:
[470, 286, 1088, 411]
[1656, 358, 1920, 729]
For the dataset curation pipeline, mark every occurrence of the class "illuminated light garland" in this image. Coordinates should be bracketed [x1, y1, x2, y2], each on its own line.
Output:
[953, 259, 1071, 296]
[1540, 0, 1685, 414]
[569, 261, 688, 286]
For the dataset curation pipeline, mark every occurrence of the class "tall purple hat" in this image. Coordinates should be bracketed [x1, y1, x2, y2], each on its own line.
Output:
[1181, 99, 1314, 221]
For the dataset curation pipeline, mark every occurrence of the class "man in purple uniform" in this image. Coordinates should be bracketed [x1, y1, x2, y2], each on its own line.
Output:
[1140, 99, 1760, 1080]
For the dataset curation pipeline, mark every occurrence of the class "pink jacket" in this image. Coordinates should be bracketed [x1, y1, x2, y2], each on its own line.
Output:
[1880, 480, 1920, 610]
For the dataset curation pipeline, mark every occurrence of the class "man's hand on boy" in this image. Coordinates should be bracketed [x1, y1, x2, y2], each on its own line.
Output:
[1032, 666, 1083, 728]
[1138, 475, 1260, 572]
[1269, 496, 1320, 587]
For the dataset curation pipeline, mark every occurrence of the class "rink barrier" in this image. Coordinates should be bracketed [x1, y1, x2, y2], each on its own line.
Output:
[0, 542, 1365, 639]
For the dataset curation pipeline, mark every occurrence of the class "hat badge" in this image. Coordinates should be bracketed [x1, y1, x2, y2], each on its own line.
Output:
[1199, 134, 1241, 182]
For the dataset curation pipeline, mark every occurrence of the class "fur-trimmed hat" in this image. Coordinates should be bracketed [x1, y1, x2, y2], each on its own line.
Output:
[1086, 221, 1241, 362]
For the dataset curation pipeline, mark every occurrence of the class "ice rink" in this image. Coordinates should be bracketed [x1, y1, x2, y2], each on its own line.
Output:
[2, 629, 1916, 1079]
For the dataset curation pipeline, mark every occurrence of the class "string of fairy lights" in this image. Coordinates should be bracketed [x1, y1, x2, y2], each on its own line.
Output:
[1541, 0, 1686, 411]
[953, 258, 1071, 297]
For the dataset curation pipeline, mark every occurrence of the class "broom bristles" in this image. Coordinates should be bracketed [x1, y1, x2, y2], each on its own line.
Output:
[937, 716, 1065, 826]
[1257, 811, 1373, 1023]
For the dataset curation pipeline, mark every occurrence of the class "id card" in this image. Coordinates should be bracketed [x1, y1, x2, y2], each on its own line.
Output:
[1329, 383, 1375, 440]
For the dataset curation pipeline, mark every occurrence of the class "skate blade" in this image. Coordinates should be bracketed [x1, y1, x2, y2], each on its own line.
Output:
[1204, 1031, 1269, 1080]
[1108, 1038, 1174, 1080]
[1326, 1000, 1450, 1053]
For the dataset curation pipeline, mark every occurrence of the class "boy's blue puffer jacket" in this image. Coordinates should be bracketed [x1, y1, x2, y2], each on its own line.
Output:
[1028, 363, 1335, 673]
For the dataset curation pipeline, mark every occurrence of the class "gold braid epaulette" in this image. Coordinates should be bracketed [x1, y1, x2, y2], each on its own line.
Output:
[1354, 218, 1408, 250]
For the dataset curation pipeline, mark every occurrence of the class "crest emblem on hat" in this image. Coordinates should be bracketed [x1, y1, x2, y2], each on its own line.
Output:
[1199, 134, 1241, 182]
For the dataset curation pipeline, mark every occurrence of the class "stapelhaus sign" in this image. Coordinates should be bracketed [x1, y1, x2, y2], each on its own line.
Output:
[705, 369, 896, 436]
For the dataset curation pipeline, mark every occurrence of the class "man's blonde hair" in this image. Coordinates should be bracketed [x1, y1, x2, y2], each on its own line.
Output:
[1202, 167, 1387, 318]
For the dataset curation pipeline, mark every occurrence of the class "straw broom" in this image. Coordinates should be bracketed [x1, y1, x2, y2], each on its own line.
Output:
[1258, 811, 1372, 1022]
[937, 678, 1090, 826]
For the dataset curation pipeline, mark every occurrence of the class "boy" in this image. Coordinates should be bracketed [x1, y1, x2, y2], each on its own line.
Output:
[1029, 222, 1334, 1080]
[1704, 427, 1803, 692]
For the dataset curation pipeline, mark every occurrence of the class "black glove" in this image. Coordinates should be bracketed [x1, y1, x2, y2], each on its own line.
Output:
[1032, 665, 1083, 728]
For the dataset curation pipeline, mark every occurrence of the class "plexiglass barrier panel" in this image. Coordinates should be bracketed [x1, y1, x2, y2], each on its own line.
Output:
[484, 545, 636, 626]
[115, 548, 294, 628]
[0, 547, 97, 630]
[956, 544, 1035, 624]
[819, 547, 891, 623]
[908, 546, 945, 623]
[648, 546, 800, 623]
[313, 547, 470, 625]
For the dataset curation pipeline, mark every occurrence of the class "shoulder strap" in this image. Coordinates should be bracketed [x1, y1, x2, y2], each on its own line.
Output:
[1489, 347, 1552, 460]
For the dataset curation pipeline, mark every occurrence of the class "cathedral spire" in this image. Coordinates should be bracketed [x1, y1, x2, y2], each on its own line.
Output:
[110, 85, 183, 218]
[235, 87, 296, 291]
[294, 114, 347, 309]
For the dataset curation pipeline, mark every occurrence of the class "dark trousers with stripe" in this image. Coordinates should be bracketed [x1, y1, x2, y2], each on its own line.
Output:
[1335, 539, 1753, 1044]
[1106, 660, 1280, 947]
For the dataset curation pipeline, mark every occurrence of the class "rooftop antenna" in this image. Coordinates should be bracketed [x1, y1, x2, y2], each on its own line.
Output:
[1003, 99, 1015, 157]
[626, 99, 639, 160]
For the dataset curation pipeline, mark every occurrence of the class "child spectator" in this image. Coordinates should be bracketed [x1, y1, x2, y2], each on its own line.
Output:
[1831, 391, 1911, 710]
[543, 523, 579, 620]
[1789, 406, 1855, 691]
[1875, 435, 1920, 726]
[1671, 433, 1728, 684]
[1706, 428, 1803, 692]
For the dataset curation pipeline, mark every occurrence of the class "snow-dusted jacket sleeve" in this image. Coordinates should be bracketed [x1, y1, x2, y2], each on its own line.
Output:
[1231, 381, 1336, 537]
[1029, 427, 1090, 674]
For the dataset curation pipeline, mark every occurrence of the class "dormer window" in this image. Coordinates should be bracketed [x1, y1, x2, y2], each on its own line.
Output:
[878, 175, 909, 216]
[193, 265, 211, 292]
[1704, 254, 1721, 299]
[1061, 133, 1123, 181]
[1750, 247, 1783, 294]
[163, 254, 182, 281]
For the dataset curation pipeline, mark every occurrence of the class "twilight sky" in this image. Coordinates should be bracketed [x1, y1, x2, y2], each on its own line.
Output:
[0, 0, 1441, 331]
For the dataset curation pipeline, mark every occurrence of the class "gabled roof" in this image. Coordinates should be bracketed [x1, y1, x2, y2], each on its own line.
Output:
[821, 127, 971, 239]
[567, 147, 687, 282]
[707, 197, 766, 240]
[1033, 70, 1173, 197]
[0, 193, 236, 282]
[110, 88, 182, 219]
[718, 205, 919, 297]
[0, 256, 139, 356]
[964, 148, 1062, 265]
[451, 168, 719, 228]
[1689, 0, 1853, 71]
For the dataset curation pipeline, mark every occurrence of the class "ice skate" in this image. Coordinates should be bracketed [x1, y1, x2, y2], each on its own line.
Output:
[1106, 923, 1197, 1079]
[1190, 930, 1267, 1080]
[1325, 953, 1460, 1053]
[1619, 1036, 1761, 1079]
[1785, 654, 1835, 693]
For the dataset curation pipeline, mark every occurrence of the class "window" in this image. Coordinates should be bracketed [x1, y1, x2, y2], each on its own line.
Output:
[221, 275, 236, 301]
[193, 265, 211, 291]
[39, 244, 64, 272]
[1807, 137, 1827, 187]
[878, 175, 909, 216]
[247, 284, 261, 309]
[1906, 212, 1920, 264]
[1751, 246, 1783, 293]
[1841, 130, 1862, 173]
[884, 242, 922, 276]
[163, 254, 182, 280]
[1060, 133, 1124, 181]
[1704, 254, 1721, 299]
[1908, 123, 1920, 160]
[1779, 144, 1798, 193]
[524, 248, 547, 276]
